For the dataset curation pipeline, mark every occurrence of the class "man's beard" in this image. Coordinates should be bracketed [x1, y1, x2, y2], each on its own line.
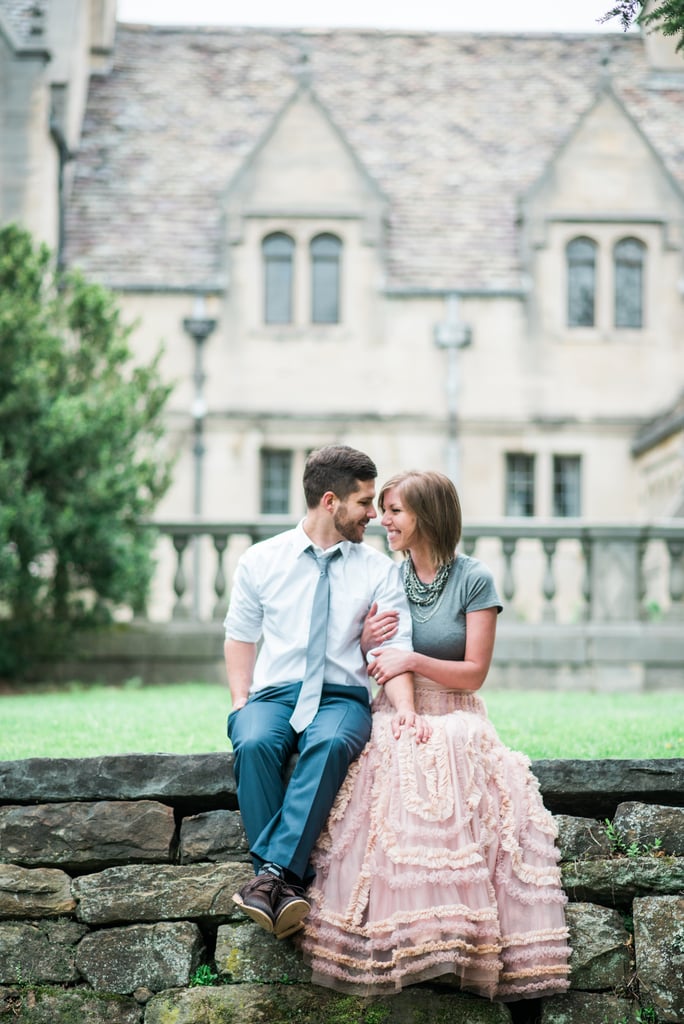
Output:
[333, 508, 367, 543]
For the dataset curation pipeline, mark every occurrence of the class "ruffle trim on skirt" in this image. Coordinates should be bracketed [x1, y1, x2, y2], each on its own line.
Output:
[297, 684, 571, 1001]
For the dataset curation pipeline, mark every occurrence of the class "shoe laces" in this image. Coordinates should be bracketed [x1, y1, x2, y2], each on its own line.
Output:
[273, 876, 306, 899]
[250, 874, 281, 895]
[253, 872, 305, 900]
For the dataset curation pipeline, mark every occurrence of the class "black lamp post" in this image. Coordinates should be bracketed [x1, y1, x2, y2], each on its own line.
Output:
[183, 297, 217, 618]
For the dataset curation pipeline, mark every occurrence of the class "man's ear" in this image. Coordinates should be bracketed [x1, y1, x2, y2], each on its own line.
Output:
[321, 490, 338, 513]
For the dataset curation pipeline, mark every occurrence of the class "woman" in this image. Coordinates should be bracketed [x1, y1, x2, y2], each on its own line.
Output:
[298, 470, 571, 1001]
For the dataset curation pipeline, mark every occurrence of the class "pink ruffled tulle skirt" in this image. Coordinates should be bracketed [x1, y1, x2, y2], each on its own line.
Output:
[298, 682, 571, 1001]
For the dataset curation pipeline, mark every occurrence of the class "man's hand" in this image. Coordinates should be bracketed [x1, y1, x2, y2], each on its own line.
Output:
[361, 602, 399, 656]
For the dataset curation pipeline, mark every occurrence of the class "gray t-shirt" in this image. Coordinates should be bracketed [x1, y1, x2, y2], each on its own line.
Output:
[401, 554, 502, 662]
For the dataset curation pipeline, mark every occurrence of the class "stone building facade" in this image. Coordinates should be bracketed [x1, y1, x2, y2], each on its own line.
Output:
[1, 1, 684, 618]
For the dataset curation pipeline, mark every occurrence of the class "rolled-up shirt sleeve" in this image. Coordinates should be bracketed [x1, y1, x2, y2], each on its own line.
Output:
[223, 557, 263, 642]
[373, 561, 413, 650]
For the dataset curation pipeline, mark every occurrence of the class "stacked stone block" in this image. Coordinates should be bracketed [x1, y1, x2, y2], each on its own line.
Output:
[0, 754, 682, 1024]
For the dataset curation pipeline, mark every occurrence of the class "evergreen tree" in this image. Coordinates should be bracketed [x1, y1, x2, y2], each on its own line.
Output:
[0, 224, 173, 677]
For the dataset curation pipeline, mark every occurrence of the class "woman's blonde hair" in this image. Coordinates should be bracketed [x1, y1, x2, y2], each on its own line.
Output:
[379, 470, 462, 566]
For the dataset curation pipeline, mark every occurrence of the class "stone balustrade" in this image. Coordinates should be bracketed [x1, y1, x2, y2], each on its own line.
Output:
[150, 518, 684, 626]
[34, 518, 683, 688]
[0, 755, 683, 1024]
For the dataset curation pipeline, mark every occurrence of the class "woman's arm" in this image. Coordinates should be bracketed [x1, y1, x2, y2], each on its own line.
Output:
[379, 671, 432, 743]
[370, 606, 498, 692]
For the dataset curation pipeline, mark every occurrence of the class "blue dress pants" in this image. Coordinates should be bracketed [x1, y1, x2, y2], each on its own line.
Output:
[227, 681, 372, 883]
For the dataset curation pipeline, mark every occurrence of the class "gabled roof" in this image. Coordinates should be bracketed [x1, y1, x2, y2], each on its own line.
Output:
[522, 75, 684, 214]
[63, 25, 684, 292]
[225, 77, 387, 213]
[632, 390, 684, 457]
[0, 0, 49, 53]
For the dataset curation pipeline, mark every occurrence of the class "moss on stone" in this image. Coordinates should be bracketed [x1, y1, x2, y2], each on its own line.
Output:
[217, 945, 242, 980]
[4, 986, 142, 1024]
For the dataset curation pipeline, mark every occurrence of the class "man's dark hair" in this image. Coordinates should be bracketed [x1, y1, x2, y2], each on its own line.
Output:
[303, 445, 377, 507]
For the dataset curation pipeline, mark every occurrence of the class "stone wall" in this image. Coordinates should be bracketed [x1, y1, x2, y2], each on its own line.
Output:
[38, 618, 684, 692]
[0, 754, 682, 1024]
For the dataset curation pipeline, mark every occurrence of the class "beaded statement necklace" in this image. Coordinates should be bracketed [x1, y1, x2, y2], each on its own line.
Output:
[404, 557, 454, 623]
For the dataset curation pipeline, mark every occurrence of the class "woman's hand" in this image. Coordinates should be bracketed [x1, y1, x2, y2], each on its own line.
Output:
[361, 602, 399, 656]
[390, 708, 432, 743]
[367, 646, 412, 686]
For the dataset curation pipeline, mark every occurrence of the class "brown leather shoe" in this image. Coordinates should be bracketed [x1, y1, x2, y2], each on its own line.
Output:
[272, 881, 310, 940]
[232, 873, 278, 932]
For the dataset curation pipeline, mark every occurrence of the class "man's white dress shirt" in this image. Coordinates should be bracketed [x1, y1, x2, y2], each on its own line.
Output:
[223, 522, 413, 696]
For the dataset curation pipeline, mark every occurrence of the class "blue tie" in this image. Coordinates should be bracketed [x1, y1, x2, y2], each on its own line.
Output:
[289, 547, 342, 732]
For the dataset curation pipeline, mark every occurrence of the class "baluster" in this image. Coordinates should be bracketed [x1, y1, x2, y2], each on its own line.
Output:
[542, 538, 557, 622]
[502, 538, 516, 603]
[172, 534, 191, 619]
[212, 533, 229, 620]
[580, 535, 592, 622]
[637, 537, 648, 621]
[666, 539, 684, 622]
[461, 536, 476, 557]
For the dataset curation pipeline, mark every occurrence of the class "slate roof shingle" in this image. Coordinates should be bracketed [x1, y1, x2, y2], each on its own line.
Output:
[63, 25, 684, 293]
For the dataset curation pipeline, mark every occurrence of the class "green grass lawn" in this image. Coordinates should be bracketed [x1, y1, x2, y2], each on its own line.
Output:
[1, 682, 682, 761]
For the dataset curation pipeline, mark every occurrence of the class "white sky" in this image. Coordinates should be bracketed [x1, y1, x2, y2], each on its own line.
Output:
[116, 0, 632, 34]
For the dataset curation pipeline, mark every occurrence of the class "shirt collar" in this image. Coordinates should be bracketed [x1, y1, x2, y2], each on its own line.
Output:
[294, 520, 351, 561]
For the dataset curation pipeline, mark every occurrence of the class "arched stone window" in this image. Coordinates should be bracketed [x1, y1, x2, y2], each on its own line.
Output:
[614, 237, 645, 329]
[310, 233, 341, 324]
[567, 236, 597, 327]
[263, 232, 294, 324]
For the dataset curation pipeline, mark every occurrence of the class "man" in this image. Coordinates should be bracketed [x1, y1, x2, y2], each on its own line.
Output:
[224, 445, 415, 940]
